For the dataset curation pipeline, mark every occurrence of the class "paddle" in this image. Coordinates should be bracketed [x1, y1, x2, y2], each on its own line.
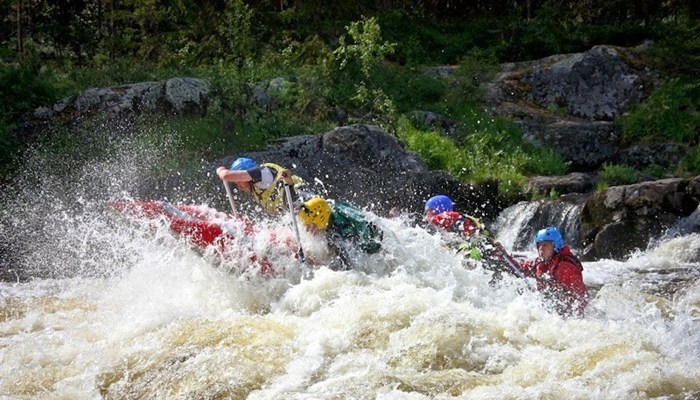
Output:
[483, 237, 534, 289]
[222, 181, 239, 218]
[284, 183, 308, 279]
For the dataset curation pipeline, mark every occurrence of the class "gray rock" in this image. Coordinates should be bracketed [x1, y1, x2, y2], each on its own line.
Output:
[527, 173, 597, 195]
[687, 176, 700, 202]
[522, 46, 645, 121]
[522, 120, 621, 170]
[617, 143, 689, 169]
[15, 78, 210, 145]
[580, 178, 698, 260]
[164, 77, 209, 114]
[485, 43, 659, 173]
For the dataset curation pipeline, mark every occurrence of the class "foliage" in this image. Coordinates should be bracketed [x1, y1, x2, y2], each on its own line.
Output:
[598, 163, 641, 186]
[457, 114, 568, 193]
[396, 117, 465, 173]
[648, 19, 700, 80]
[396, 116, 568, 196]
[0, 63, 59, 122]
[620, 78, 700, 144]
[217, 0, 255, 66]
[202, 61, 335, 141]
[0, 63, 61, 177]
[376, 66, 446, 113]
[333, 17, 395, 77]
[676, 147, 700, 177]
[492, 4, 652, 62]
[332, 17, 397, 130]
[642, 164, 667, 179]
[1, 0, 698, 197]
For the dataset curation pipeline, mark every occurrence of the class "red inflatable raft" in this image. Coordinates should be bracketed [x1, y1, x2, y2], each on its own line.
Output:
[108, 201, 283, 275]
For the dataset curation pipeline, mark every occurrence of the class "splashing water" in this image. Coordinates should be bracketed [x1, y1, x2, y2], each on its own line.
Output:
[1, 136, 699, 399]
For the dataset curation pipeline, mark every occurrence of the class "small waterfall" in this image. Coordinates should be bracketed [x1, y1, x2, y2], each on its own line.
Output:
[661, 204, 700, 239]
[492, 195, 587, 252]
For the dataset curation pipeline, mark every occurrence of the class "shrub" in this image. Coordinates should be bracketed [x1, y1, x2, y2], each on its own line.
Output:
[599, 163, 640, 186]
[375, 65, 446, 112]
[0, 64, 62, 177]
[396, 115, 568, 196]
[523, 147, 569, 176]
[620, 78, 700, 144]
[217, 0, 256, 66]
[676, 146, 700, 177]
[396, 117, 465, 174]
[0, 64, 59, 122]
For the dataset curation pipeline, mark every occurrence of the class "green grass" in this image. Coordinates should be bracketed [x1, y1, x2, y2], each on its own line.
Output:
[598, 163, 641, 186]
[676, 146, 700, 177]
[620, 77, 700, 144]
[397, 117, 466, 173]
[396, 115, 568, 196]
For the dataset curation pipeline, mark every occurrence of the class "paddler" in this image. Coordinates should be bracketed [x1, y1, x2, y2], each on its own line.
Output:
[423, 195, 494, 260]
[516, 226, 589, 317]
[295, 197, 383, 270]
[216, 157, 310, 216]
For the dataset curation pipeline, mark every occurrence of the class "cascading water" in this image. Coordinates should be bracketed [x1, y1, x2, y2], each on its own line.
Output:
[492, 198, 586, 253]
[1, 137, 699, 399]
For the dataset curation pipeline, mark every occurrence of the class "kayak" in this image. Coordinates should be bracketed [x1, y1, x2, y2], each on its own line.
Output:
[108, 201, 280, 275]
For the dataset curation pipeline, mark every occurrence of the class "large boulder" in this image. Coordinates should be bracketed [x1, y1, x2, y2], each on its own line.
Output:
[521, 120, 621, 171]
[485, 42, 661, 172]
[521, 45, 646, 121]
[616, 143, 690, 170]
[14, 77, 210, 145]
[579, 178, 699, 260]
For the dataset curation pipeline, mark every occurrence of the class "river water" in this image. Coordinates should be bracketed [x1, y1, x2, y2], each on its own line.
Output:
[1, 144, 699, 399]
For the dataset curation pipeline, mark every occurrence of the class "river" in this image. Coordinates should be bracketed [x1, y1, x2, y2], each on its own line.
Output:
[1, 145, 699, 399]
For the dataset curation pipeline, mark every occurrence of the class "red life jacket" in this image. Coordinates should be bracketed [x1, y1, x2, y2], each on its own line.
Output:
[519, 246, 589, 316]
[426, 211, 481, 238]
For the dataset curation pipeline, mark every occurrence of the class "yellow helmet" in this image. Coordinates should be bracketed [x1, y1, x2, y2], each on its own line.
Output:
[298, 197, 331, 230]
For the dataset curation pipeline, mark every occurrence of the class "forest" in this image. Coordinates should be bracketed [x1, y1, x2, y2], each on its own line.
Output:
[1, 0, 698, 196]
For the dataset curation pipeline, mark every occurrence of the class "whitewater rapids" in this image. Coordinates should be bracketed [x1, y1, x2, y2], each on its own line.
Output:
[1, 139, 699, 399]
[1, 206, 699, 399]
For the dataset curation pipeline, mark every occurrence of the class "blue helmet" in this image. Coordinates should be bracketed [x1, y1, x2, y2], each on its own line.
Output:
[535, 226, 565, 252]
[230, 157, 256, 171]
[425, 195, 453, 213]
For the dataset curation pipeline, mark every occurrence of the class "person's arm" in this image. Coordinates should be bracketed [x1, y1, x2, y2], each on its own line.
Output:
[279, 169, 294, 186]
[517, 258, 537, 277]
[277, 169, 299, 207]
[216, 167, 254, 184]
[326, 230, 352, 271]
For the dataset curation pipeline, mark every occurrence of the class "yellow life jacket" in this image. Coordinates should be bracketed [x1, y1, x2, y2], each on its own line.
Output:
[251, 162, 306, 215]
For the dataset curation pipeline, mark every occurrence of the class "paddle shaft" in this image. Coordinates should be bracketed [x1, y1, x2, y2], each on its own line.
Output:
[481, 236, 533, 288]
[284, 184, 308, 278]
[494, 244, 528, 279]
[222, 181, 239, 218]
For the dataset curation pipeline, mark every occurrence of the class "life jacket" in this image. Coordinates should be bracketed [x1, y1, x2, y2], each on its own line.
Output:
[520, 246, 588, 316]
[329, 201, 383, 254]
[427, 211, 493, 260]
[427, 211, 490, 239]
[250, 162, 306, 215]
